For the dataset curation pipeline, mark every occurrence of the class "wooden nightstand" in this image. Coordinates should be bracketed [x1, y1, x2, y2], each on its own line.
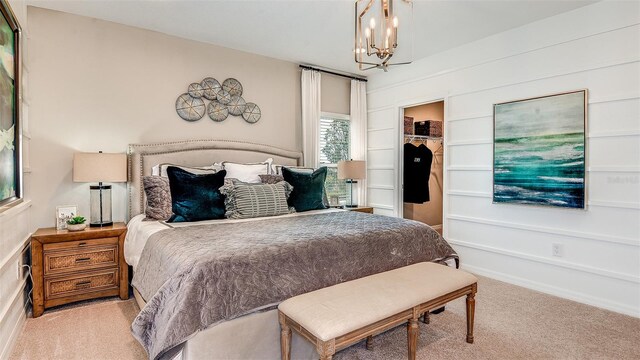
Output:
[346, 206, 374, 214]
[31, 223, 128, 317]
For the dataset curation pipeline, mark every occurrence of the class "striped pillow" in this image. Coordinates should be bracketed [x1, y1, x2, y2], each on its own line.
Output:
[220, 180, 295, 219]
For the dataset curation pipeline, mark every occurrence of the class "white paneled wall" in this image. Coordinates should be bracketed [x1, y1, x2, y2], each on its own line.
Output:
[1, 1, 31, 359]
[0, 201, 31, 359]
[366, 1, 640, 316]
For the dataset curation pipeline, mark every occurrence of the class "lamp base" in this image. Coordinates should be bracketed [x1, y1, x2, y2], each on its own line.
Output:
[90, 221, 113, 228]
[89, 184, 113, 228]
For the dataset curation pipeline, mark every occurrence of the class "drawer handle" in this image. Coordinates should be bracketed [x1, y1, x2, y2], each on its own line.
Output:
[75, 257, 91, 262]
[75, 281, 91, 288]
[78, 242, 88, 247]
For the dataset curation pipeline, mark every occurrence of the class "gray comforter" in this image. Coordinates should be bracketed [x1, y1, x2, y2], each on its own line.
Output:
[131, 211, 458, 359]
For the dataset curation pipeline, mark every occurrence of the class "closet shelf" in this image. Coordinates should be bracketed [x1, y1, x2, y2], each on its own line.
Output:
[404, 134, 443, 143]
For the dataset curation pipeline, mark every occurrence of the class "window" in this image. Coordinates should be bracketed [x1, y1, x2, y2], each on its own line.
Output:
[319, 113, 350, 205]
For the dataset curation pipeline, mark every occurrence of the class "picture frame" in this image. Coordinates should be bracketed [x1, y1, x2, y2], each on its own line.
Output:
[56, 205, 78, 230]
[0, 0, 21, 208]
[493, 89, 587, 209]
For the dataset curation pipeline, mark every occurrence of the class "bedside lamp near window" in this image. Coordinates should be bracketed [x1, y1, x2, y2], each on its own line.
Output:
[337, 160, 366, 208]
[73, 152, 127, 227]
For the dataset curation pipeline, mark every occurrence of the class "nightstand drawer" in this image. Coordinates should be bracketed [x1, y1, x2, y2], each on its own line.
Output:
[43, 245, 118, 276]
[43, 237, 118, 252]
[45, 269, 119, 300]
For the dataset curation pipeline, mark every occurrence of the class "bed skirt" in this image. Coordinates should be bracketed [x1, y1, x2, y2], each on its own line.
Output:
[133, 288, 317, 359]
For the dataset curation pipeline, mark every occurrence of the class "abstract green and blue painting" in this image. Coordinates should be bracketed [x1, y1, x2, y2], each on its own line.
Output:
[493, 90, 586, 209]
[0, 8, 16, 204]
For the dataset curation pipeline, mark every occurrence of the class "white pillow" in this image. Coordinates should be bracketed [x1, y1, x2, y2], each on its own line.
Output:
[151, 163, 222, 177]
[222, 158, 273, 183]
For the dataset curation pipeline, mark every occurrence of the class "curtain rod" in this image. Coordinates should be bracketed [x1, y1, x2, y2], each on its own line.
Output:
[299, 65, 367, 82]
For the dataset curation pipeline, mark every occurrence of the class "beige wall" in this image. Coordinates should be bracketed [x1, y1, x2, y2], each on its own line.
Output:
[27, 7, 306, 228]
[321, 73, 350, 115]
[403, 101, 444, 228]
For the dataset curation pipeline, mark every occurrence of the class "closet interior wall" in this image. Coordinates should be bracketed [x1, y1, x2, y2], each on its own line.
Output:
[403, 101, 444, 232]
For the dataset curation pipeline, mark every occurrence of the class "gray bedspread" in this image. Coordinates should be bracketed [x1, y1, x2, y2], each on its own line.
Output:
[131, 211, 458, 360]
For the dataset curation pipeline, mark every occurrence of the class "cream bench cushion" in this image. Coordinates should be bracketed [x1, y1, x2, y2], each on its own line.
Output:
[278, 262, 477, 342]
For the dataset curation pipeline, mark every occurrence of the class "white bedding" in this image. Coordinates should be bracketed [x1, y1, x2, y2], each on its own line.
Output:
[124, 208, 344, 270]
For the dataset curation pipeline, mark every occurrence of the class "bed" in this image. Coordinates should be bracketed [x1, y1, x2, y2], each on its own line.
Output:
[125, 140, 458, 360]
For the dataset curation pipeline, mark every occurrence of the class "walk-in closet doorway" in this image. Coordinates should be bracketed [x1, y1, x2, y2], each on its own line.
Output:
[397, 98, 447, 235]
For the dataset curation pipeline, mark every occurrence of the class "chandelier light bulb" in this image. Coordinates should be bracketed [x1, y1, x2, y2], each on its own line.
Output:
[393, 16, 398, 28]
[370, 17, 376, 29]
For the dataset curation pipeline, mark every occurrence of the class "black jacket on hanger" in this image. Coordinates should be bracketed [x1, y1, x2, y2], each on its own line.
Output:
[403, 143, 433, 203]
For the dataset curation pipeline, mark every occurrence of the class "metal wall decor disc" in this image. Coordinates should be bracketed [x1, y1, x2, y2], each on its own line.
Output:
[200, 77, 221, 100]
[188, 83, 205, 98]
[216, 89, 231, 105]
[242, 103, 261, 123]
[222, 78, 243, 96]
[207, 100, 229, 122]
[227, 95, 247, 116]
[176, 93, 206, 121]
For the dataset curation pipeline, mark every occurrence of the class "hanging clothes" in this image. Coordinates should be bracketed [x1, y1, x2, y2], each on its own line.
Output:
[403, 143, 433, 204]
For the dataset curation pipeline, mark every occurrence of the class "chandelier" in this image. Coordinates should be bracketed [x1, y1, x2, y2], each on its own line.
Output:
[354, 0, 413, 71]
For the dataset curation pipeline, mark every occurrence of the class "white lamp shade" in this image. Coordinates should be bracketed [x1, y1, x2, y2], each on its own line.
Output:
[337, 160, 366, 180]
[73, 153, 127, 183]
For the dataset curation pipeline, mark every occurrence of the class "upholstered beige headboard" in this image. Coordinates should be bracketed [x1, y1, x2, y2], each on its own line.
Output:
[127, 139, 303, 220]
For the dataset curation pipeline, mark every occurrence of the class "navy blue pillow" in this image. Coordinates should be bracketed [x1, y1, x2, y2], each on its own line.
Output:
[166, 167, 226, 222]
[282, 167, 328, 212]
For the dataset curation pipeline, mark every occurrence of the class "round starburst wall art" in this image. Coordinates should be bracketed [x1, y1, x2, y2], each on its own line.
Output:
[176, 77, 260, 124]
[187, 83, 204, 98]
[222, 78, 243, 96]
[175, 93, 206, 121]
[227, 96, 247, 116]
[201, 77, 221, 100]
[216, 89, 232, 105]
[242, 103, 261, 124]
[208, 100, 229, 122]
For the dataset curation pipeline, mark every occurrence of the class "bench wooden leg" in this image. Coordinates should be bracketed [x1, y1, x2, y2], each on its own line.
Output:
[466, 288, 476, 344]
[421, 311, 430, 324]
[366, 335, 373, 350]
[316, 339, 336, 360]
[278, 312, 292, 360]
[407, 317, 419, 360]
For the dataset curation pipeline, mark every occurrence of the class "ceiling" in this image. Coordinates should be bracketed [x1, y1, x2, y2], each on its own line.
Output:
[27, 0, 596, 75]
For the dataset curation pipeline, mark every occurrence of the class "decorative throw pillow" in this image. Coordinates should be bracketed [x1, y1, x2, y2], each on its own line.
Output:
[269, 169, 331, 207]
[166, 167, 227, 222]
[281, 167, 328, 212]
[220, 180, 294, 219]
[259, 174, 284, 184]
[222, 158, 273, 183]
[142, 176, 173, 221]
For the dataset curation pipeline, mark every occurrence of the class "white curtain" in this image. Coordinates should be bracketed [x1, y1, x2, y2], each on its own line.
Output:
[301, 69, 322, 167]
[350, 79, 368, 206]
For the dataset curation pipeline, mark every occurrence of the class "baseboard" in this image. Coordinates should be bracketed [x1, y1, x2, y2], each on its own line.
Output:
[460, 263, 640, 318]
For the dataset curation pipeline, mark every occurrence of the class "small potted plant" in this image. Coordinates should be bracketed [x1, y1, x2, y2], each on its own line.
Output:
[66, 216, 87, 231]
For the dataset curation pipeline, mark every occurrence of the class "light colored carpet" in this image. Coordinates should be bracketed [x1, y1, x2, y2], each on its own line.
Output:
[9, 276, 640, 360]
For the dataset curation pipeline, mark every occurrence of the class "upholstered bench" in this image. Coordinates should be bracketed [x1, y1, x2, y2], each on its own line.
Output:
[278, 262, 478, 360]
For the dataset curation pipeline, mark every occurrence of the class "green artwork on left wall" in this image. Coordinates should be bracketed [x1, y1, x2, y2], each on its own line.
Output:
[0, 0, 19, 205]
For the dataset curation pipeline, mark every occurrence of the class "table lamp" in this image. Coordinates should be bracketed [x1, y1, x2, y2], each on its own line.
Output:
[73, 152, 127, 227]
[337, 160, 366, 208]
